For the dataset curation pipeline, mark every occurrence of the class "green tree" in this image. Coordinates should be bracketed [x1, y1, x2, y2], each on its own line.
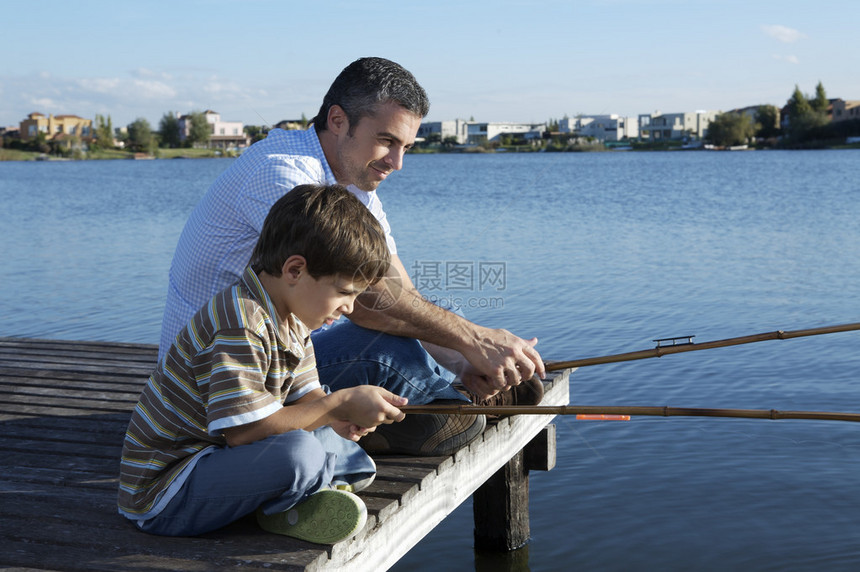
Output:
[786, 85, 813, 123]
[705, 113, 755, 146]
[784, 84, 829, 142]
[300, 113, 309, 128]
[159, 112, 181, 148]
[185, 111, 211, 147]
[127, 118, 156, 154]
[245, 125, 268, 144]
[31, 131, 50, 154]
[811, 81, 829, 113]
[754, 105, 780, 139]
[91, 114, 114, 151]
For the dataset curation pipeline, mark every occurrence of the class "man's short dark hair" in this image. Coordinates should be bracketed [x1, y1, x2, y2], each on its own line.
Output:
[313, 57, 429, 133]
[251, 184, 390, 284]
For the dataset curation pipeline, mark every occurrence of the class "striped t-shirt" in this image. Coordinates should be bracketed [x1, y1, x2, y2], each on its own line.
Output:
[118, 266, 320, 520]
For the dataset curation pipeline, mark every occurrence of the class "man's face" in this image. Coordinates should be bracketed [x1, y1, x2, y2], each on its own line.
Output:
[331, 101, 421, 191]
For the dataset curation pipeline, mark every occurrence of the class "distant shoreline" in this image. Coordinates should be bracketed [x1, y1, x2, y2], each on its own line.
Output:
[2, 141, 859, 162]
[0, 147, 231, 162]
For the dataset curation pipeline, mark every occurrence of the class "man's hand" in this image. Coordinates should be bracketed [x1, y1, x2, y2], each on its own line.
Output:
[463, 326, 545, 393]
[457, 370, 498, 400]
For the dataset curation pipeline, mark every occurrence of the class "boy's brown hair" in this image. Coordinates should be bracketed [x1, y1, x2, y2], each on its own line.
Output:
[251, 184, 390, 284]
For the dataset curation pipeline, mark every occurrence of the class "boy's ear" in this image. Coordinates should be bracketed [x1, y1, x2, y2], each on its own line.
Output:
[327, 105, 349, 135]
[281, 255, 307, 283]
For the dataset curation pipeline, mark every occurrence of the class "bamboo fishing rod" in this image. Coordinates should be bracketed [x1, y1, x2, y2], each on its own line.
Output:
[543, 322, 860, 371]
[399, 322, 860, 422]
[400, 404, 860, 423]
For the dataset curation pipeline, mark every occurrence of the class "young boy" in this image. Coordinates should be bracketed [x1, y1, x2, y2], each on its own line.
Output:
[118, 184, 407, 544]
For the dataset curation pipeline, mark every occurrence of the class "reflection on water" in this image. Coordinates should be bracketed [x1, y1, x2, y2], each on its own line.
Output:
[2, 150, 859, 571]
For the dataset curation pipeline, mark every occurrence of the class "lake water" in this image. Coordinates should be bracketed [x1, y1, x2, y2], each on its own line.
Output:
[2, 150, 859, 570]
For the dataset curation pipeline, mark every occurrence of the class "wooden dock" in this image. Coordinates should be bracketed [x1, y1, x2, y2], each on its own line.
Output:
[0, 336, 570, 571]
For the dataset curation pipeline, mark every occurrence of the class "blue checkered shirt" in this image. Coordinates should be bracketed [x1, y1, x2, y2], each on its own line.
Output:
[158, 126, 396, 360]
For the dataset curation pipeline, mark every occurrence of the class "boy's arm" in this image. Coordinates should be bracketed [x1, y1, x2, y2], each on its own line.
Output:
[222, 385, 406, 448]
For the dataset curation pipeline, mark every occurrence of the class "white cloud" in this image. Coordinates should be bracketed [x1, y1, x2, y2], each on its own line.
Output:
[1, 70, 300, 127]
[133, 68, 174, 81]
[202, 78, 244, 96]
[84, 78, 122, 93]
[132, 79, 177, 99]
[761, 24, 807, 43]
[30, 97, 57, 109]
[772, 54, 800, 65]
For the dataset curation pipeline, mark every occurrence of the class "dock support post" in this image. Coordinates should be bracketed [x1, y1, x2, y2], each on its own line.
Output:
[472, 424, 556, 551]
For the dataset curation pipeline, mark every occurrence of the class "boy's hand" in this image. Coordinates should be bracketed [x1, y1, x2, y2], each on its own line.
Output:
[331, 385, 406, 441]
[223, 386, 406, 447]
[329, 420, 375, 442]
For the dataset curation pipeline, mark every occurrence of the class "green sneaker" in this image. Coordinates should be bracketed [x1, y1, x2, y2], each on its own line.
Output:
[256, 489, 367, 544]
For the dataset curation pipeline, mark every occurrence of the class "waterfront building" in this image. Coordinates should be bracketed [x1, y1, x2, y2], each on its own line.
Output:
[417, 119, 470, 144]
[178, 110, 249, 150]
[832, 99, 860, 123]
[638, 110, 719, 140]
[19, 112, 92, 145]
[273, 119, 307, 131]
[418, 120, 545, 146]
[559, 115, 638, 141]
[465, 121, 545, 145]
[728, 105, 766, 123]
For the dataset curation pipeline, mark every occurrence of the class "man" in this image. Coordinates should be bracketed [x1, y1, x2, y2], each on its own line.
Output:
[159, 57, 545, 455]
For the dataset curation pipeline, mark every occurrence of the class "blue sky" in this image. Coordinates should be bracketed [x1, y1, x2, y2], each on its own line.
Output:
[2, 0, 857, 129]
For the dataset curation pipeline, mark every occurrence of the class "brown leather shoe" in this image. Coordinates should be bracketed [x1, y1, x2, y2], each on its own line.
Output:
[360, 402, 486, 456]
[473, 375, 544, 411]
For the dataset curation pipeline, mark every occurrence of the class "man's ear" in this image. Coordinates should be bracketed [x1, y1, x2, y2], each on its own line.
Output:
[281, 255, 307, 283]
[327, 105, 349, 135]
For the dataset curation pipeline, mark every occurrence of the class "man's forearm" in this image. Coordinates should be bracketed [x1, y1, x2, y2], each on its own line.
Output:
[348, 281, 473, 352]
[346, 253, 545, 389]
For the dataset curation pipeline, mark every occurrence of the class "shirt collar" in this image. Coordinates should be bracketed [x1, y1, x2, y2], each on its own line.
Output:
[306, 125, 337, 185]
[240, 266, 310, 358]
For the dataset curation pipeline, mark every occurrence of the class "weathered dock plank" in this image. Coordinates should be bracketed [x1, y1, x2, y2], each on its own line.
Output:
[0, 336, 570, 571]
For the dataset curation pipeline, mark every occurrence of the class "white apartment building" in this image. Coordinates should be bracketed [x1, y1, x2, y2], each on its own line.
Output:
[179, 110, 249, 149]
[559, 115, 638, 141]
[466, 121, 545, 145]
[638, 110, 719, 140]
[417, 119, 469, 144]
[418, 120, 545, 145]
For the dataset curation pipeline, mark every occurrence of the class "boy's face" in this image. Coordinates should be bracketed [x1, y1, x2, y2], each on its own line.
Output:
[291, 272, 367, 330]
[329, 100, 421, 192]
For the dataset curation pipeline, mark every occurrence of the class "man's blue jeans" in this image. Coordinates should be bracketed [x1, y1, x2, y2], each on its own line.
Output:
[311, 319, 469, 404]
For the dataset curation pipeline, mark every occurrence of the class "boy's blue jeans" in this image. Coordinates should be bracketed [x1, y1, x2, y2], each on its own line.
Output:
[137, 426, 372, 536]
[137, 321, 466, 536]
